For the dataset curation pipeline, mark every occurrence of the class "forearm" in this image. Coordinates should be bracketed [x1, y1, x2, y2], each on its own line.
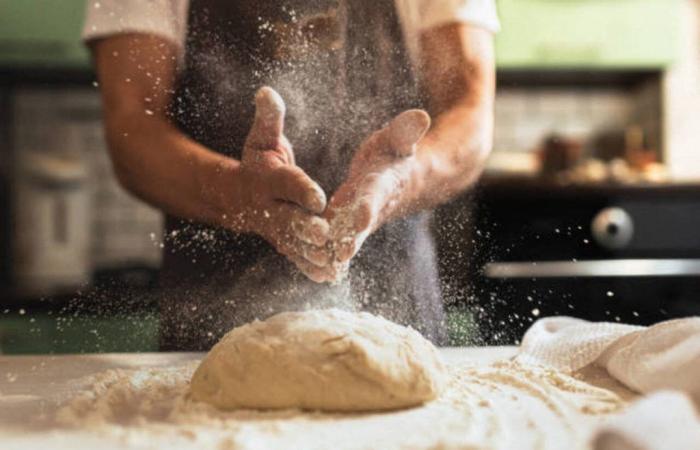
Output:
[102, 110, 242, 228]
[382, 24, 495, 224]
[376, 95, 493, 228]
[414, 99, 493, 207]
[92, 34, 247, 230]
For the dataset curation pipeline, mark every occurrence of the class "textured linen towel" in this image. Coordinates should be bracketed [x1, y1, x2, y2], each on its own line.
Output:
[518, 317, 700, 449]
[517, 316, 700, 398]
[591, 391, 700, 450]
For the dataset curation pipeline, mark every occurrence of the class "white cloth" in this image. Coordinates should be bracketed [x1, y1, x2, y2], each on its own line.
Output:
[83, 0, 189, 49]
[517, 316, 700, 399]
[519, 317, 700, 449]
[591, 391, 700, 450]
[81, 0, 500, 63]
[518, 317, 643, 373]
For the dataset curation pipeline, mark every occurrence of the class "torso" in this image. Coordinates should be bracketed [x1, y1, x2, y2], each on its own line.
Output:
[159, 0, 447, 350]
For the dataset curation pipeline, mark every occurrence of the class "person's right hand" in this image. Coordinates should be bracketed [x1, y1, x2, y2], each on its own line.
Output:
[227, 87, 332, 281]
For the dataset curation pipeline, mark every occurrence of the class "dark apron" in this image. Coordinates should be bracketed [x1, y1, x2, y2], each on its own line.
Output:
[159, 0, 447, 350]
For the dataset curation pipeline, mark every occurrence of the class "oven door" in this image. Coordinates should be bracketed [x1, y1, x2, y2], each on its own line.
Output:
[440, 183, 700, 345]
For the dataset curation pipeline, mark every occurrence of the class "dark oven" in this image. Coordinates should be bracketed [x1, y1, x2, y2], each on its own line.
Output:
[437, 179, 700, 345]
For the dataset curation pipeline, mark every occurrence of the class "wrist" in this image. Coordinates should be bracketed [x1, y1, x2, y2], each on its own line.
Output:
[383, 156, 430, 223]
[197, 155, 247, 230]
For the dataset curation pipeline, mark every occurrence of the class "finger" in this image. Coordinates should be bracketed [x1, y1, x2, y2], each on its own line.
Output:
[274, 235, 330, 267]
[326, 182, 356, 215]
[288, 254, 339, 283]
[269, 202, 329, 245]
[278, 135, 295, 165]
[298, 242, 333, 267]
[335, 228, 371, 262]
[335, 239, 357, 263]
[271, 165, 327, 214]
[385, 109, 431, 157]
[248, 86, 286, 149]
[291, 214, 330, 246]
[270, 233, 298, 257]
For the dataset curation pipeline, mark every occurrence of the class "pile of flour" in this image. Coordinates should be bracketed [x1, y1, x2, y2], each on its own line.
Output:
[46, 359, 627, 450]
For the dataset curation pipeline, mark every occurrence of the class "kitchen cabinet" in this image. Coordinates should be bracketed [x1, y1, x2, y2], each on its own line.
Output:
[495, 0, 682, 69]
[0, 0, 89, 68]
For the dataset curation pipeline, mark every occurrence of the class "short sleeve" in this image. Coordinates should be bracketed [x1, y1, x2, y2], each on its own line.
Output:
[408, 0, 500, 33]
[81, 0, 189, 50]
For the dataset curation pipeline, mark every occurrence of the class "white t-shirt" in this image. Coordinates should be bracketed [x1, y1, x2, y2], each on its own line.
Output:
[82, 0, 499, 62]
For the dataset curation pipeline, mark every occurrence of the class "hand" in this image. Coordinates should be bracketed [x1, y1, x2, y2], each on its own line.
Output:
[226, 87, 332, 280]
[320, 109, 432, 281]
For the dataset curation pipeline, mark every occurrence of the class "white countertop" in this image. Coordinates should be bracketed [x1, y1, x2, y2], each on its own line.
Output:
[0, 347, 518, 430]
[2, 347, 628, 450]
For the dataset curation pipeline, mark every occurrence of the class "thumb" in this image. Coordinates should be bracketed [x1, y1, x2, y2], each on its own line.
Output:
[385, 109, 431, 157]
[247, 86, 286, 149]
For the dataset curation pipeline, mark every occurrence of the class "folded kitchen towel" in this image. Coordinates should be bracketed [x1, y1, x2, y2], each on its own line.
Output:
[599, 318, 700, 399]
[516, 316, 700, 399]
[517, 317, 642, 373]
[591, 391, 700, 450]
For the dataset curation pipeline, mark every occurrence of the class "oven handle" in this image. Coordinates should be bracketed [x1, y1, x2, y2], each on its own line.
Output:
[484, 259, 700, 278]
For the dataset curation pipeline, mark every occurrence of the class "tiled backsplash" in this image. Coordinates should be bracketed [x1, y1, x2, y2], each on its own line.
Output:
[87, 109, 163, 269]
[493, 81, 662, 156]
[12, 88, 162, 293]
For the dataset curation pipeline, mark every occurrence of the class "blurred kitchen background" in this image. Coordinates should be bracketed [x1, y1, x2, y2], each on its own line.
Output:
[1, 0, 699, 353]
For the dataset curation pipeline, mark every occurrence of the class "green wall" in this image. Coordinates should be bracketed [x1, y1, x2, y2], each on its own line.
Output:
[0, 0, 90, 68]
[0, 0, 684, 70]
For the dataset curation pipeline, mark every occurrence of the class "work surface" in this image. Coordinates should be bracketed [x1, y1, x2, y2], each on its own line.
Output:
[0, 347, 633, 450]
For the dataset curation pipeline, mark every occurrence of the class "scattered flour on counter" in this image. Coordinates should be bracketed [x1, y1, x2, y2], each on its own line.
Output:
[46, 359, 628, 450]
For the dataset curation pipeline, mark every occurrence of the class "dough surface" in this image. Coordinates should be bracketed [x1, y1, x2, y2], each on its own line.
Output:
[189, 308, 447, 411]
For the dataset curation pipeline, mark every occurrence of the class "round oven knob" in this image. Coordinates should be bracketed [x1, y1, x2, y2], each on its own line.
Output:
[591, 207, 634, 249]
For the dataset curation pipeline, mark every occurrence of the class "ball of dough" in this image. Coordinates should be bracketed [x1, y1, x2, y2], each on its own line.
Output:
[189, 308, 447, 412]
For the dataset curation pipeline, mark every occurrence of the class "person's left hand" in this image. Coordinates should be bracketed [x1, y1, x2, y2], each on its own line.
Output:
[314, 109, 431, 282]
